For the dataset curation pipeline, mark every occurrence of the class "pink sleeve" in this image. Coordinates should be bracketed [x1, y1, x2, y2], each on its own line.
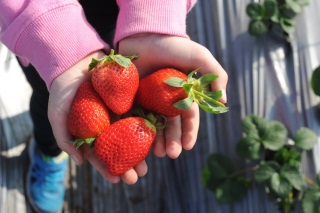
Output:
[0, 0, 109, 89]
[114, 0, 197, 48]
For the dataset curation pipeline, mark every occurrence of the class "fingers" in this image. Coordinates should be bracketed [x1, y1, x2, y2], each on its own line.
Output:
[152, 104, 199, 159]
[121, 169, 138, 185]
[153, 129, 166, 157]
[48, 109, 85, 166]
[165, 116, 183, 159]
[134, 160, 148, 177]
[82, 145, 121, 183]
[121, 161, 148, 185]
[83, 145, 148, 185]
[181, 102, 199, 150]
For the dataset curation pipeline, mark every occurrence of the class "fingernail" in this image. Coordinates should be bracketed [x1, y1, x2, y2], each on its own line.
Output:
[221, 89, 227, 103]
[70, 154, 80, 165]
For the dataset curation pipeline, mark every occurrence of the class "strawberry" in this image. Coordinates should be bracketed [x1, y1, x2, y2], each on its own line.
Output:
[135, 68, 229, 117]
[94, 117, 156, 176]
[68, 81, 110, 142]
[88, 49, 139, 115]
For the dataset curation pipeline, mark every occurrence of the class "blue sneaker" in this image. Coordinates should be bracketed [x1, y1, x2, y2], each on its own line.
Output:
[26, 139, 69, 213]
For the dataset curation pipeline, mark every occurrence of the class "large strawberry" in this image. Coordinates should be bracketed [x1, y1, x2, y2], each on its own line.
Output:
[135, 68, 229, 117]
[89, 49, 139, 115]
[94, 116, 156, 176]
[68, 81, 110, 143]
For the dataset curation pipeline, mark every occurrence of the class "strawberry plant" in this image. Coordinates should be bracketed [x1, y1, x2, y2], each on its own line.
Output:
[311, 66, 320, 97]
[311, 66, 320, 120]
[202, 115, 320, 213]
[246, 0, 309, 37]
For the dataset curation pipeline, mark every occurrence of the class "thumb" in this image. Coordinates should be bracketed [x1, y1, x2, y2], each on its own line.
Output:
[187, 42, 228, 103]
[156, 39, 228, 104]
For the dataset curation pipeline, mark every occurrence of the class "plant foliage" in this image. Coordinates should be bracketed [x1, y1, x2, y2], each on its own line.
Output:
[246, 0, 309, 36]
[311, 66, 320, 97]
[202, 115, 319, 213]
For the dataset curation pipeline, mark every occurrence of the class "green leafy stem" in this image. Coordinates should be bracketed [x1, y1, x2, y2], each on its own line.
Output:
[88, 49, 139, 71]
[202, 115, 320, 213]
[165, 70, 229, 114]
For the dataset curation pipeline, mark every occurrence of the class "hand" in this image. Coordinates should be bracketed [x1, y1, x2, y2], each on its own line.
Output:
[48, 51, 147, 184]
[118, 33, 228, 159]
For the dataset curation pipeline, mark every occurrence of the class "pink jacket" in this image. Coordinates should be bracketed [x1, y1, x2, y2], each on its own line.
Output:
[0, 0, 196, 89]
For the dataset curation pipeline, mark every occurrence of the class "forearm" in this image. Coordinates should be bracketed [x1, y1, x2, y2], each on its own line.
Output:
[114, 0, 197, 48]
[0, 0, 108, 89]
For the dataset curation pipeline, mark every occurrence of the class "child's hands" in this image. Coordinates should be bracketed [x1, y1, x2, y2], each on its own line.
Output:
[118, 33, 228, 159]
[48, 51, 146, 185]
[47, 33, 228, 185]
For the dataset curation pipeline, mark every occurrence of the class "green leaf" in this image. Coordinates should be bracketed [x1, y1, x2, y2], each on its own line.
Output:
[295, 0, 309, 6]
[187, 70, 197, 81]
[254, 161, 280, 183]
[242, 115, 267, 138]
[173, 97, 193, 110]
[236, 137, 264, 160]
[286, 0, 302, 14]
[294, 127, 318, 150]
[279, 5, 298, 18]
[311, 66, 320, 96]
[263, 0, 278, 19]
[281, 164, 306, 191]
[183, 83, 194, 94]
[317, 173, 320, 186]
[199, 74, 219, 86]
[88, 49, 137, 70]
[248, 20, 269, 36]
[201, 166, 212, 187]
[204, 90, 222, 101]
[201, 166, 221, 192]
[197, 101, 229, 114]
[246, 2, 264, 19]
[214, 178, 248, 204]
[269, 173, 293, 197]
[270, 13, 280, 23]
[69, 138, 96, 149]
[131, 106, 146, 118]
[262, 121, 287, 151]
[165, 77, 186, 87]
[302, 188, 320, 213]
[114, 55, 132, 68]
[280, 17, 296, 34]
[207, 153, 235, 180]
[88, 58, 100, 70]
[273, 147, 301, 166]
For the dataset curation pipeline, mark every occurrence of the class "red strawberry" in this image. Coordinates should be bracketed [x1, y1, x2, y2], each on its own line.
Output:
[68, 81, 110, 141]
[94, 117, 156, 176]
[89, 49, 139, 115]
[135, 68, 229, 117]
[135, 68, 188, 117]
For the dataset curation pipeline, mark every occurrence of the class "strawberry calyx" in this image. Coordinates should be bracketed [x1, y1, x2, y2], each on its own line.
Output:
[88, 49, 138, 71]
[67, 137, 96, 149]
[165, 70, 229, 114]
[132, 106, 167, 130]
